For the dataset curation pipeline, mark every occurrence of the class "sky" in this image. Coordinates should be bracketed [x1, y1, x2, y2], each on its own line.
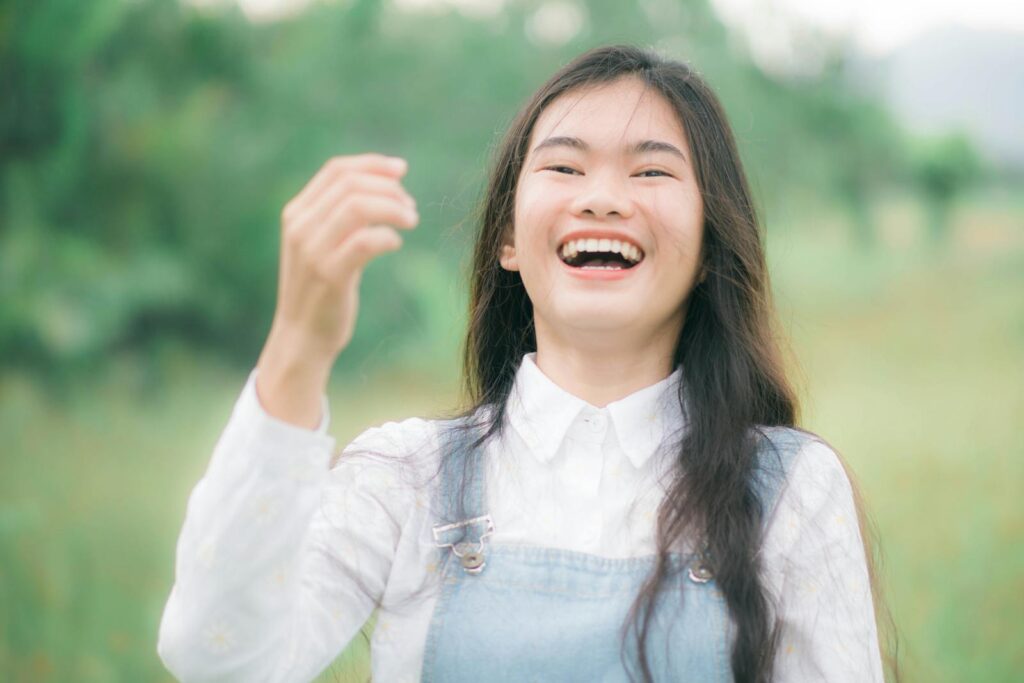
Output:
[711, 0, 1024, 56]
[215, 0, 1024, 59]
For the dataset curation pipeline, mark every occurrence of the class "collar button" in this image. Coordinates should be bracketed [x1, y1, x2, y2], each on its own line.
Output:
[585, 413, 607, 433]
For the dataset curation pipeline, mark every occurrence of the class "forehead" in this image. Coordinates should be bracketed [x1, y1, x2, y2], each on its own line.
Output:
[529, 77, 688, 150]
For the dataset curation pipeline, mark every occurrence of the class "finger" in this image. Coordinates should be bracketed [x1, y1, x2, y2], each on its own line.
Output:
[284, 154, 408, 220]
[287, 154, 407, 220]
[297, 172, 416, 231]
[307, 194, 418, 255]
[322, 225, 404, 276]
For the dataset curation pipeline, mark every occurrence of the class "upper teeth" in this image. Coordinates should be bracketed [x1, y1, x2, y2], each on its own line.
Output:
[559, 238, 643, 263]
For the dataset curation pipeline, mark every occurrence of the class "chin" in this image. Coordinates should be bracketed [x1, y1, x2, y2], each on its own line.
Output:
[558, 309, 640, 333]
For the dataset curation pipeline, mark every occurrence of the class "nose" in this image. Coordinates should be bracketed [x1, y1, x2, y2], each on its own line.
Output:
[570, 170, 635, 220]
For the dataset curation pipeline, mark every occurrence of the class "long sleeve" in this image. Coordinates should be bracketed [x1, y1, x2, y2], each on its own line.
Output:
[157, 369, 420, 683]
[763, 438, 885, 682]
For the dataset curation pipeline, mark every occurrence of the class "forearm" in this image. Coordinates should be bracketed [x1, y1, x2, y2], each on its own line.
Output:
[158, 373, 339, 681]
[256, 323, 335, 430]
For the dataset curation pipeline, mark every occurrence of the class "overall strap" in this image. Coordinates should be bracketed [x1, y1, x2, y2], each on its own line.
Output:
[431, 416, 494, 574]
[681, 427, 814, 586]
[750, 426, 813, 529]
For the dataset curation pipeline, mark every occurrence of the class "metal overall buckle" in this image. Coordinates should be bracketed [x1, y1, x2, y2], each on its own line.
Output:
[432, 514, 495, 575]
[688, 545, 715, 584]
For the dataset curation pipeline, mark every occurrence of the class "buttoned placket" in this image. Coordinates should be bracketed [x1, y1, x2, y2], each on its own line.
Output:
[561, 407, 611, 549]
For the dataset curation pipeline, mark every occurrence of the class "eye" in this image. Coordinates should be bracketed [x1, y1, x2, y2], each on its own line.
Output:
[634, 169, 671, 178]
[544, 166, 581, 175]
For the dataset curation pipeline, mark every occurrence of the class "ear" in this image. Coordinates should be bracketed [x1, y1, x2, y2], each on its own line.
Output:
[499, 236, 519, 272]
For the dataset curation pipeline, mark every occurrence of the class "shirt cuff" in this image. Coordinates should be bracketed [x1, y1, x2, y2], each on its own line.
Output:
[232, 368, 337, 478]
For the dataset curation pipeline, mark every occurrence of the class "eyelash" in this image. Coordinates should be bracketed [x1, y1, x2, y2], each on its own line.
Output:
[545, 166, 670, 178]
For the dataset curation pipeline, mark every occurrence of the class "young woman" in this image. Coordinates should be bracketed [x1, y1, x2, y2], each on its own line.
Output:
[158, 45, 891, 682]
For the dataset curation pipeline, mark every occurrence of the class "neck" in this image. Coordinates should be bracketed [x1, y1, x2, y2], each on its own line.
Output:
[532, 317, 681, 408]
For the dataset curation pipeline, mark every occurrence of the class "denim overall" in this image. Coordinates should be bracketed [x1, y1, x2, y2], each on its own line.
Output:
[420, 419, 804, 682]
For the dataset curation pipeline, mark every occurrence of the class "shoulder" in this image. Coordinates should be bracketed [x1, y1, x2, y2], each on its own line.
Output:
[317, 416, 440, 532]
[752, 426, 844, 477]
[752, 427, 862, 554]
[753, 425, 824, 459]
[751, 426, 854, 519]
[758, 432, 873, 616]
[339, 407, 490, 455]
[338, 416, 439, 460]
[320, 408, 491, 530]
[332, 407, 491, 480]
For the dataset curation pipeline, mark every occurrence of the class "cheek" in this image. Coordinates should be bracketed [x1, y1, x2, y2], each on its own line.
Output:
[657, 212, 703, 261]
[517, 176, 566, 215]
[513, 197, 556, 258]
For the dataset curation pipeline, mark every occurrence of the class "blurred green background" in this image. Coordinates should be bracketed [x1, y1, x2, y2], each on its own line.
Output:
[2, 0, 1021, 681]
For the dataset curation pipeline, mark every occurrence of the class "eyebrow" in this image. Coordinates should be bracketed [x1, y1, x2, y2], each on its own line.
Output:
[531, 135, 687, 162]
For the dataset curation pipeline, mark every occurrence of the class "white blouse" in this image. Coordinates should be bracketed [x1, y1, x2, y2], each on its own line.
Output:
[157, 352, 883, 682]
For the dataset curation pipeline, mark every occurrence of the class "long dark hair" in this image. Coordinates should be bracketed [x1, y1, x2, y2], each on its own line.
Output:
[438, 44, 897, 683]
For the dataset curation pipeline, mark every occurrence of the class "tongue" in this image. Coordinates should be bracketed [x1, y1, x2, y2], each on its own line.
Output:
[579, 257, 622, 269]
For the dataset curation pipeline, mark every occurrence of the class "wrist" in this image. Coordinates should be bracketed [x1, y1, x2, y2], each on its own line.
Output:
[261, 322, 336, 375]
[255, 326, 336, 429]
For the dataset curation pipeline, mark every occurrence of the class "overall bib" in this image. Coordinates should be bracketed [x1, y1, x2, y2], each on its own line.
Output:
[420, 420, 802, 682]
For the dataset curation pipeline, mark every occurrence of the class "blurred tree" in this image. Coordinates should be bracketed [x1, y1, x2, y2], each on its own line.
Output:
[2, 0, 261, 386]
[816, 77, 903, 252]
[0, 0, 918, 385]
[741, 51, 903, 251]
[908, 131, 984, 247]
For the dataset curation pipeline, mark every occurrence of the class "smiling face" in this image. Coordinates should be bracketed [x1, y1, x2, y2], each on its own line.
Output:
[499, 76, 705, 350]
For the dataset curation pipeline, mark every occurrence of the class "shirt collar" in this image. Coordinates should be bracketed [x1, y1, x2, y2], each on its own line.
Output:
[505, 352, 684, 469]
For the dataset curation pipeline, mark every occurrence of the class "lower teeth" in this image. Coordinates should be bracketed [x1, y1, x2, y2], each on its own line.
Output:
[580, 265, 623, 270]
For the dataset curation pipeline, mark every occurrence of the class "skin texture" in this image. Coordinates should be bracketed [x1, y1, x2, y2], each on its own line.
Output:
[499, 76, 705, 407]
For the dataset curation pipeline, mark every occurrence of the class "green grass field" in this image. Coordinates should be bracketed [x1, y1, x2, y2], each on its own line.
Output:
[1, 191, 1021, 682]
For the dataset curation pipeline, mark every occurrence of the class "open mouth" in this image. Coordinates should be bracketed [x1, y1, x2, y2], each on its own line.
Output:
[558, 238, 645, 271]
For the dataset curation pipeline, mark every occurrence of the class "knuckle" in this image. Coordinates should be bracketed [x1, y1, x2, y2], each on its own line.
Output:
[281, 199, 299, 223]
[347, 232, 370, 253]
[335, 174, 356, 199]
[341, 195, 367, 223]
[311, 255, 339, 282]
[282, 221, 305, 247]
[326, 156, 351, 174]
[298, 236, 323, 265]
[347, 233, 376, 258]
